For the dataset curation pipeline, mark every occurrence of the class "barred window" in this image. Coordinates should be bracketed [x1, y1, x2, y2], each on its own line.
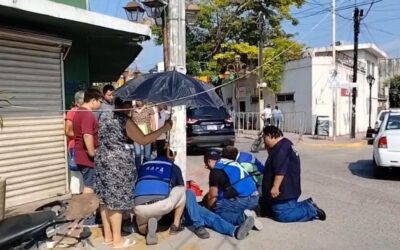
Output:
[276, 93, 295, 102]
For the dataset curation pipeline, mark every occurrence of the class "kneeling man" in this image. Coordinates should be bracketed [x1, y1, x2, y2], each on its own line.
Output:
[134, 148, 185, 245]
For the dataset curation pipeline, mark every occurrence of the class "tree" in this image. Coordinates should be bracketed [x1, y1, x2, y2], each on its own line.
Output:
[152, 0, 305, 91]
[386, 75, 400, 108]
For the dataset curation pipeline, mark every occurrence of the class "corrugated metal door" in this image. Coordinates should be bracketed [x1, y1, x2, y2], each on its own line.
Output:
[0, 28, 71, 208]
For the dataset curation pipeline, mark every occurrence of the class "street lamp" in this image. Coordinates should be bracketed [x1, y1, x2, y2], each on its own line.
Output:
[124, 1, 145, 22]
[185, 3, 200, 26]
[142, 0, 167, 26]
[366, 74, 375, 138]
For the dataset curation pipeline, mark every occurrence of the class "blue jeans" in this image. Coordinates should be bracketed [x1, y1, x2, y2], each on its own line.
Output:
[133, 142, 152, 167]
[271, 198, 317, 223]
[215, 195, 259, 226]
[184, 190, 236, 237]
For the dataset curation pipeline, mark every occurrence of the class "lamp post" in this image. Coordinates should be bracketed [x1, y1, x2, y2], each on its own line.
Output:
[125, 0, 199, 72]
[366, 74, 375, 137]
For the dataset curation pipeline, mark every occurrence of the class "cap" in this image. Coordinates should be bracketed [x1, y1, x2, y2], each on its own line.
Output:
[204, 150, 221, 164]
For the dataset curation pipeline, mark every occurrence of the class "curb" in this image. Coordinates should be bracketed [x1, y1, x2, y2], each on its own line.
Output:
[300, 140, 367, 148]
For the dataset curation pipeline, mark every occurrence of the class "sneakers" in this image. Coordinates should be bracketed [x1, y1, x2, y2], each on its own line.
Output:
[146, 217, 158, 245]
[169, 223, 185, 235]
[244, 209, 263, 231]
[235, 216, 255, 240]
[309, 199, 326, 221]
[194, 227, 210, 239]
[315, 206, 326, 221]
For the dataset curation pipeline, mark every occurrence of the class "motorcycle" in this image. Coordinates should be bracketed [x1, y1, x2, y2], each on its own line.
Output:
[0, 194, 98, 250]
[251, 130, 264, 153]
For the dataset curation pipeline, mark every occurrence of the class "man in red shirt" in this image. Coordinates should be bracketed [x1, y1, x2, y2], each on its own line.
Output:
[73, 88, 102, 194]
[65, 90, 85, 195]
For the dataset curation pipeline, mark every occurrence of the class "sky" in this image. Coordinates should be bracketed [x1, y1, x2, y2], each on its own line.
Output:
[89, 0, 400, 72]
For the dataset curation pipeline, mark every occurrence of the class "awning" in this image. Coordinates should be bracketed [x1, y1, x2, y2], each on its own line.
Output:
[0, 0, 151, 82]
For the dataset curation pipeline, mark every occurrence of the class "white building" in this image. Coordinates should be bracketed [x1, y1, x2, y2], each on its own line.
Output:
[279, 43, 388, 136]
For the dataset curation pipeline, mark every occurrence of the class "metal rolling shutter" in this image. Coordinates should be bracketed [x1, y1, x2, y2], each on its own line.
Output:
[0, 28, 71, 208]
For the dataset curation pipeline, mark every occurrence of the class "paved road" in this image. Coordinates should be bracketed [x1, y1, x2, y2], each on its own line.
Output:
[91, 135, 400, 250]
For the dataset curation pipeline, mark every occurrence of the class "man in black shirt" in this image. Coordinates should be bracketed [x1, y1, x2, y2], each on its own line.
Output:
[262, 125, 326, 222]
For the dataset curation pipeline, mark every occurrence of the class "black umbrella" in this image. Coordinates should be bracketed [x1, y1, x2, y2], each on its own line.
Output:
[114, 70, 225, 108]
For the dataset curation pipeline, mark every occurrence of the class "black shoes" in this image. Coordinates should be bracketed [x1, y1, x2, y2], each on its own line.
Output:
[316, 206, 326, 221]
[194, 227, 210, 239]
[169, 223, 185, 235]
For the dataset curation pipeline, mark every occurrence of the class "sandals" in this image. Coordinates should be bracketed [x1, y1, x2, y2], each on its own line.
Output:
[113, 238, 136, 249]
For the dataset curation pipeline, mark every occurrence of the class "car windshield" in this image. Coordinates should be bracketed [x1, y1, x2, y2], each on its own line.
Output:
[188, 107, 229, 119]
[386, 115, 400, 130]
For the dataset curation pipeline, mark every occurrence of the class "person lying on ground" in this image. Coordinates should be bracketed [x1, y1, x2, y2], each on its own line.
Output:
[184, 189, 255, 240]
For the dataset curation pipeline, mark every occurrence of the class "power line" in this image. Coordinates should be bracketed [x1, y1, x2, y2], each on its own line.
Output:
[293, 0, 382, 19]
[361, 23, 377, 44]
[363, 23, 399, 36]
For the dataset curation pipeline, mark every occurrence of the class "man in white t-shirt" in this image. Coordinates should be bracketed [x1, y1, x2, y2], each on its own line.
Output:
[155, 104, 170, 155]
[262, 104, 272, 126]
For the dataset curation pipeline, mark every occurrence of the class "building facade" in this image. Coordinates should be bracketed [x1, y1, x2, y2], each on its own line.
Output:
[278, 43, 388, 136]
[0, 0, 150, 208]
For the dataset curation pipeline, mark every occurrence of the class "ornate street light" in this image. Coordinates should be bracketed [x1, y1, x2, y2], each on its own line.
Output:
[124, 1, 145, 22]
[142, 0, 167, 26]
[366, 74, 376, 137]
[186, 3, 200, 25]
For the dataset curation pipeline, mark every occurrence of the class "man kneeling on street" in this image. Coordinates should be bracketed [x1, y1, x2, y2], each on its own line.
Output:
[203, 148, 261, 230]
[133, 148, 185, 245]
[262, 125, 326, 222]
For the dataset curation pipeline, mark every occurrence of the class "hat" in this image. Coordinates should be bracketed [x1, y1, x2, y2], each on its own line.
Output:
[204, 150, 221, 164]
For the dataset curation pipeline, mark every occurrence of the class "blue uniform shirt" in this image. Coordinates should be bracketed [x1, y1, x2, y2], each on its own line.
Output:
[262, 138, 301, 201]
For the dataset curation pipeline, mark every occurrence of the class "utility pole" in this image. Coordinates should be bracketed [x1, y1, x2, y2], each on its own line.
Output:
[166, 0, 186, 72]
[166, 0, 187, 180]
[258, 12, 266, 128]
[351, 7, 363, 138]
[332, 0, 337, 140]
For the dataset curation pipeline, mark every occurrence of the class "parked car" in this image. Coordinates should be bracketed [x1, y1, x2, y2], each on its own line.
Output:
[187, 106, 235, 149]
[372, 111, 400, 178]
[374, 109, 400, 130]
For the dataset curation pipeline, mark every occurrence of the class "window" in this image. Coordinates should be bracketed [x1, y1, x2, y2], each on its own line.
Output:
[251, 96, 259, 103]
[386, 115, 400, 130]
[276, 93, 295, 102]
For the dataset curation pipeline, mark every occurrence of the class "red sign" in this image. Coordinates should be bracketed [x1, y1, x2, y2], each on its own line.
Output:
[341, 88, 350, 97]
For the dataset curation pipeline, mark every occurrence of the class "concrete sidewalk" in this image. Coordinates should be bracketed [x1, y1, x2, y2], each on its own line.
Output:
[237, 132, 368, 148]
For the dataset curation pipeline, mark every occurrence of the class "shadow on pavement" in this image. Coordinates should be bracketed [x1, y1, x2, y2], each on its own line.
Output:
[348, 160, 400, 181]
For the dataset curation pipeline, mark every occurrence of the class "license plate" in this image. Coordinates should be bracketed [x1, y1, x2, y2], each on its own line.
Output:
[207, 125, 218, 130]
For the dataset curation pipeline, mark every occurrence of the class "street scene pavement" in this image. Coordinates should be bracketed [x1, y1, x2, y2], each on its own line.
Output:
[88, 134, 400, 250]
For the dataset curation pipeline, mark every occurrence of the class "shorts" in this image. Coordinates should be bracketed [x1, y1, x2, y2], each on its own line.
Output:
[78, 165, 95, 188]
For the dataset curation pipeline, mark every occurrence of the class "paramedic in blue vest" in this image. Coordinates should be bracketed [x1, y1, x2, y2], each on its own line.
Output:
[133, 147, 186, 245]
[262, 125, 326, 222]
[235, 149, 265, 187]
[204, 147, 259, 226]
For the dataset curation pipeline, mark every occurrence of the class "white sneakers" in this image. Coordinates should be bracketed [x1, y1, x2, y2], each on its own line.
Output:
[244, 209, 264, 231]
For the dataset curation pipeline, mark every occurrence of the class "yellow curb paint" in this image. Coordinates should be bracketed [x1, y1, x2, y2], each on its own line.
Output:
[300, 141, 367, 148]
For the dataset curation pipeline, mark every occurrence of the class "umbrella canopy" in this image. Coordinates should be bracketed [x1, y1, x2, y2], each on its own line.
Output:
[114, 70, 225, 108]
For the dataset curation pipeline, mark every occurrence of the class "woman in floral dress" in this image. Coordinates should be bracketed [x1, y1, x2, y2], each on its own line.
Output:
[94, 98, 172, 248]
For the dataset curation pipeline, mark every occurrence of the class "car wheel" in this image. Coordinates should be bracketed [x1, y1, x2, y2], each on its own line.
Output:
[373, 156, 385, 179]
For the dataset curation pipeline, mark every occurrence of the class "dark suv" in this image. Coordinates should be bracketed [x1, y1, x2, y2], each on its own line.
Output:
[187, 106, 235, 149]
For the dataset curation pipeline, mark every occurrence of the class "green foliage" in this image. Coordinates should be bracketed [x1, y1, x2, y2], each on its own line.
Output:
[151, 0, 305, 91]
[386, 75, 400, 108]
